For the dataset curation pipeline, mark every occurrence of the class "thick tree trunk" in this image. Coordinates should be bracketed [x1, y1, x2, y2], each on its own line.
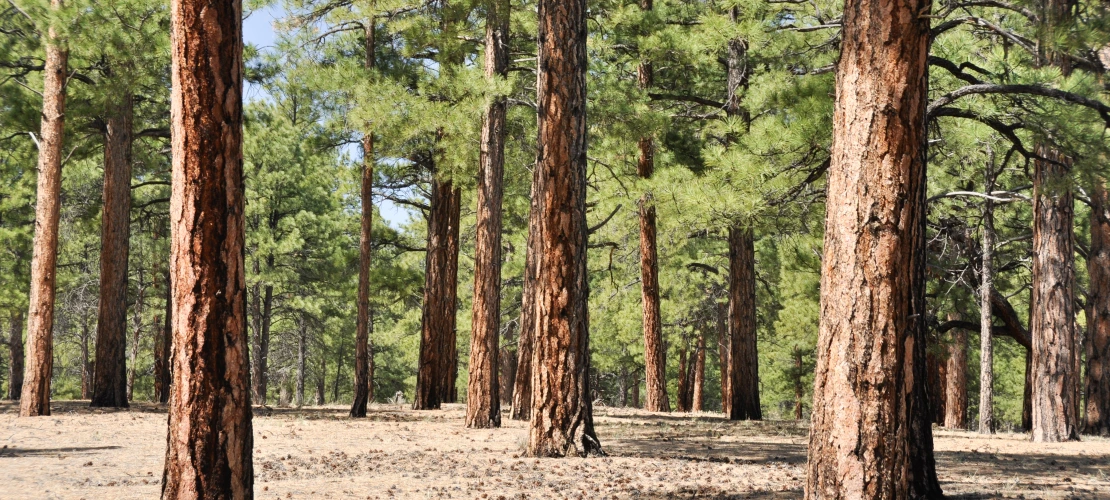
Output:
[414, 173, 457, 410]
[1086, 181, 1110, 435]
[803, 0, 941, 494]
[91, 96, 133, 408]
[351, 20, 376, 419]
[511, 167, 541, 421]
[154, 271, 172, 404]
[527, 0, 602, 457]
[296, 318, 306, 407]
[728, 227, 760, 420]
[20, 4, 68, 417]
[161, 0, 253, 495]
[1030, 147, 1080, 442]
[7, 311, 23, 400]
[692, 329, 706, 412]
[945, 324, 969, 430]
[466, 0, 510, 429]
[717, 302, 730, 414]
[637, 0, 668, 415]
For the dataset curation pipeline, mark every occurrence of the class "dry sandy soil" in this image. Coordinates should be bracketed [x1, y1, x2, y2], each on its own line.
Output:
[1, 401, 1106, 499]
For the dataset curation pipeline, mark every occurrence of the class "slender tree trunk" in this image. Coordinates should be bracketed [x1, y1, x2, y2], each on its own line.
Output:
[803, 0, 941, 493]
[466, 0, 510, 429]
[161, 0, 253, 495]
[414, 172, 457, 410]
[728, 227, 761, 420]
[1030, 147, 1080, 442]
[250, 268, 263, 404]
[91, 96, 133, 408]
[443, 186, 461, 404]
[1086, 181, 1110, 435]
[297, 318, 306, 407]
[333, 347, 343, 403]
[316, 355, 326, 405]
[717, 301, 730, 414]
[511, 168, 540, 421]
[637, 0, 668, 415]
[127, 263, 145, 402]
[257, 284, 272, 406]
[7, 311, 23, 400]
[692, 328, 706, 412]
[527, 0, 602, 457]
[676, 342, 689, 412]
[351, 20, 376, 419]
[80, 315, 92, 399]
[945, 324, 969, 430]
[20, 1, 68, 417]
[631, 374, 640, 408]
[980, 163, 996, 434]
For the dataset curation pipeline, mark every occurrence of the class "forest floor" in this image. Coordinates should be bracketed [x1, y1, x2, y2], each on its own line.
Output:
[0, 401, 1106, 499]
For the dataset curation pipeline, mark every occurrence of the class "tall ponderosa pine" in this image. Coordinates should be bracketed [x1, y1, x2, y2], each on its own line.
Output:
[636, 0, 668, 414]
[414, 169, 461, 410]
[351, 18, 377, 419]
[511, 167, 540, 421]
[91, 95, 134, 408]
[527, 0, 601, 457]
[20, 0, 68, 417]
[804, 0, 941, 495]
[1086, 181, 1110, 435]
[161, 0, 253, 494]
[466, 0, 510, 429]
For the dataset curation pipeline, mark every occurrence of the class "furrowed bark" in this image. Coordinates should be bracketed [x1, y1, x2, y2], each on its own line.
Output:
[803, 0, 942, 494]
[691, 328, 705, 412]
[91, 95, 134, 408]
[414, 171, 456, 410]
[1030, 147, 1080, 442]
[637, 0, 668, 415]
[527, 0, 602, 457]
[161, 0, 254, 495]
[728, 227, 760, 420]
[466, 0, 510, 429]
[717, 301, 730, 414]
[351, 19, 376, 419]
[1085, 181, 1110, 435]
[442, 184, 461, 404]
[20, 0, 68, 417]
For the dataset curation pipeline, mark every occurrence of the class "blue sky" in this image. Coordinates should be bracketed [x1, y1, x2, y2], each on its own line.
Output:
[243, 7, 413, 229]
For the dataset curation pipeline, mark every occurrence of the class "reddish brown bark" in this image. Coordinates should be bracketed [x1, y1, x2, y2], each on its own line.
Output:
[161, 0, 253, 495]
[91, 96, 133, 408]
[727, 227, 760, 420]
[691, 329, 706, 412]
[717, 301, 730, 414]
[1086, 181, 1110, 435]
[7, 311, 23, 400]
[511, 166, 540, 421]
[637, 0, 668, 416]
[926, 337, 946, 425]
[442, 184, 461, 404]
[351, 20, 376, 419]
[803, 0, 941, 493]
[945, 324, 969, 430]
[414, 173, 459, 410]
[20, 7, 67, 417]
[1030, 147, 1080, 442]
[466, 0, 510, 429]
[527, 0, 601, 457]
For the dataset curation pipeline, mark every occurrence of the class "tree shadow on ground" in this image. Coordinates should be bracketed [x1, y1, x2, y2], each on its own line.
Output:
[937, 449, 1109, 498]
[0, 445, 121, 457]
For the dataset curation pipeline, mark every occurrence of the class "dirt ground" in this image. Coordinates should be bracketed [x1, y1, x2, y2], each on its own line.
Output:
[1, 401, 1106, 499]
